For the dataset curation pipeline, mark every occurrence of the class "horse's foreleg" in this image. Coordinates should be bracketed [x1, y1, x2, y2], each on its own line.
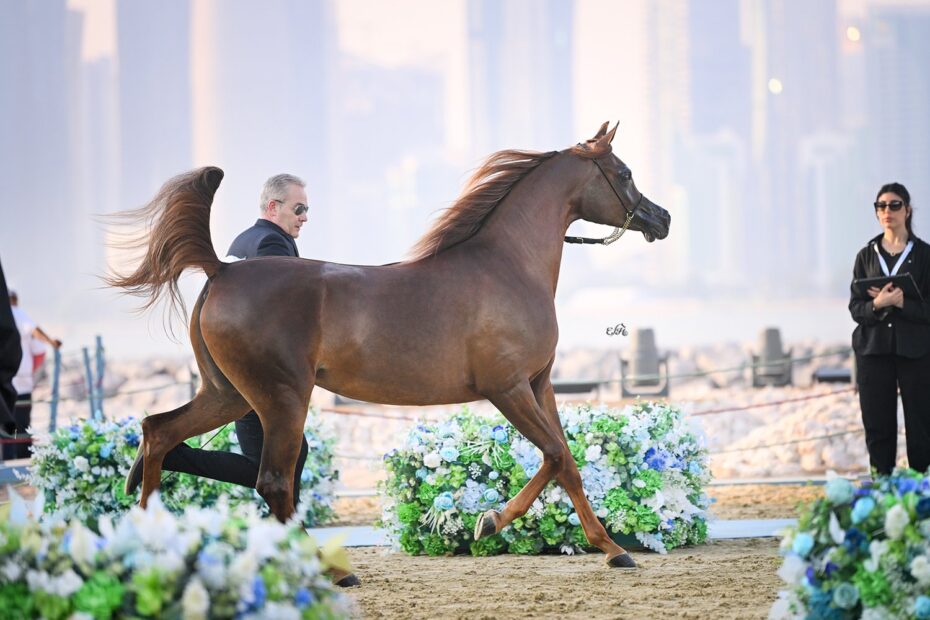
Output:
[533, 377, 635, 568]
[474, 381, 566, 539]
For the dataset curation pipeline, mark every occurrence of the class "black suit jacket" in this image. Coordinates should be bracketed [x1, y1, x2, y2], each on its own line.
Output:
[227, 219, 299, 259]
[0, 257, 22, 426]
[849, 234, 930, 358]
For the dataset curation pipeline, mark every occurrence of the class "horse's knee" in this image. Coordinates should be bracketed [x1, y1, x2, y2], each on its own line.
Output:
[257, 472, 292, 509]
[140, 416, 172, 458]
[541, 444, 566, 472]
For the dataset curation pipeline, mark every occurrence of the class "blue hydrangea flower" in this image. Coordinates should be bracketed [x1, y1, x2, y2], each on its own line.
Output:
[415, 468, 428, 480]
[851, 497, 875, 524]
[489, 471, 499, 480]
[124, 431, 140, 447]
[825, 477, 854, 505]
[897, 477, 919, 495]
[295, 587, 314, 609]
[824, 561, 838, 578]
[98, 442, 114, 459]
[492, 426, 508, 443]
[434, 492, 455, 511]
[644, 447, 669, 472]
[252, 575, 267, 609]
[832, 583, 859, 610]
[568, 512, 580, 526]
[792, 532, 815, 558]
[688, 461, 703, 476]
[482, 488, 500, 504]
[439, 446, 459, 462]
[918, 497, 930, 520]
[804, 566, 819, 587]
[916, 595, 930, 620]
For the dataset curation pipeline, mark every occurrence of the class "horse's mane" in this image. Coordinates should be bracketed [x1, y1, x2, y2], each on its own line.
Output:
[407, 149, 560, 261]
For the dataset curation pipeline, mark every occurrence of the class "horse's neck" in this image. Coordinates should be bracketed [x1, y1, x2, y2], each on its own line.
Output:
[471, 161, 578, 292]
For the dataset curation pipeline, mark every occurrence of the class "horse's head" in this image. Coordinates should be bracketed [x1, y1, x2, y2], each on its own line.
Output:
[569, 122, 670, 243]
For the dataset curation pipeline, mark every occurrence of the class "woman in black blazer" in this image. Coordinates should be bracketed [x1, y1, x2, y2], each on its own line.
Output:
[850, 182, 930, 475]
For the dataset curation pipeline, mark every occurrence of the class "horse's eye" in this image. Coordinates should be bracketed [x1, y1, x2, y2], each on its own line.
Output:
[620, 170, 632, 181]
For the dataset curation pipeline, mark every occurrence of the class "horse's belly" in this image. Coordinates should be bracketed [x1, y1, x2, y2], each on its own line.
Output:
[316, 371, 482, 406]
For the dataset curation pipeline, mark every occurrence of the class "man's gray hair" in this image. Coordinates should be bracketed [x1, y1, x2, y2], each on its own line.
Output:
[259, 173, 306, 212]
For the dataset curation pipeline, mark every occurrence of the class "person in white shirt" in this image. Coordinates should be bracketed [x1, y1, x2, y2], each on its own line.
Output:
[4, 290, 61, 459]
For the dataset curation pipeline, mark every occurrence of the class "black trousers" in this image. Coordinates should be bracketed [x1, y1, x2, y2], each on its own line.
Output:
[162, 411, 309, 509]
[1, 394, 31, 460]
[857, 353, 930, 475]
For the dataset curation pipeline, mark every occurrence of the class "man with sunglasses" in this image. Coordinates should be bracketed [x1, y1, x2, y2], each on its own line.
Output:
[126, 174, 313, 497]
[849, 182, 930, 476]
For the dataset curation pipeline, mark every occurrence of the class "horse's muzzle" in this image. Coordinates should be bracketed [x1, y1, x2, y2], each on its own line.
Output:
[638, 197, 671, 242]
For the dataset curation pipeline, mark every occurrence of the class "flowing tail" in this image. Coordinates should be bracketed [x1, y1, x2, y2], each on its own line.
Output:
[105, 166, 225, 328]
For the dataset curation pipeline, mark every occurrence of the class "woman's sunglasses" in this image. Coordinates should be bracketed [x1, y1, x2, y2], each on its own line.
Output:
[874, 200, 905, 212]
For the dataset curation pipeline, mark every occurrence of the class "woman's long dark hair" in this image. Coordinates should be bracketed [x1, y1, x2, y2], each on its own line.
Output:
[877, 182, 914, 237]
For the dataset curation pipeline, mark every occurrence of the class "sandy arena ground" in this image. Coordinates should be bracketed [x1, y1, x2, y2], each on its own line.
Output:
[332, 485, 818, 619]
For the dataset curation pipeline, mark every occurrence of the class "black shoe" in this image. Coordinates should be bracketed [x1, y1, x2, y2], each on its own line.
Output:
[125, 445, 144, 495]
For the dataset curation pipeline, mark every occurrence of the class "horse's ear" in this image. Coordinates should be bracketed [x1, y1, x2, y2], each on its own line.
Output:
[605, 122, 619, 144]
[591, 121, 609, 141]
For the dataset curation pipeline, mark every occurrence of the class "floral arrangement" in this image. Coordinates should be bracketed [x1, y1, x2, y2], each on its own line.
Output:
[0, 487, 350, 620]
[379, 402, 710, 557]
[27, 412, 338, 527]
[771, 470, 930, 620]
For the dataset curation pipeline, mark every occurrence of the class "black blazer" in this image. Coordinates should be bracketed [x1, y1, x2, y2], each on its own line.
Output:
[0, 257, 22, 425]
[227, 219, 299, 259]
[849, 234, 930, 358]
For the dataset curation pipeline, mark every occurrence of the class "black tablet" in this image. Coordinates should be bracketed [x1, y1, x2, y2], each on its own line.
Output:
[853, 273, 923, 301]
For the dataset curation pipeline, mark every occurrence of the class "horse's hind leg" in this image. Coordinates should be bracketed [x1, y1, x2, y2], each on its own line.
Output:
[139, 388, 250, 509]
[474, 381, 568, 539]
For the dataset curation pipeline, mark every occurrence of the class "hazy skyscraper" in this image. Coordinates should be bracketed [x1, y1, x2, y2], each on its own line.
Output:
[0, 1, 83, 309]
[467, 0, 574, 157]
[116, 1, 193, 212]
[190, 0, 337, 258]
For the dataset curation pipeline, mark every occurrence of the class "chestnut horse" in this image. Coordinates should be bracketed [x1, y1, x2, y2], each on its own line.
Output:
[108, 122, 670, 568]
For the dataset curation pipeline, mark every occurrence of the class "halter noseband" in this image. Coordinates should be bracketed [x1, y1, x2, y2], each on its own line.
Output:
[564, 156, 643, 246]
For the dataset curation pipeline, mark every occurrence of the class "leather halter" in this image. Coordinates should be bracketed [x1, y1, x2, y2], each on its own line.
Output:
[564, 156, 643, 245]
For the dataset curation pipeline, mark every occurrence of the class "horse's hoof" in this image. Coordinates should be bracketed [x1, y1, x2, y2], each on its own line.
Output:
[124, 444, 144, 495]
[474, 510, 500, 540]
[334, 573, 361, 588]
[607, 552, 637, 568]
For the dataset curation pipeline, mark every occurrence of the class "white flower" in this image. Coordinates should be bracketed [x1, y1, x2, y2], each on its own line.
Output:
[828, 511, 845, 545]
[73, 456, 90, 473]
[596, 506, 609, 519]
[584, 445, 602, 462]
[229, 550, 259, 585]
[68, 522, 100, 565]
[423, 452, 441, 468]
[864, 540, 889, 572]
[768, 590, 804, 620]
[253, 602, 301, 620]
[69, 613, 95, 620]
[246, 520, 287, 561]
[0, 561, 22, 581]
[911, 555, 930, 585]
[884, 504, 909, 540]
[52, 569, 84, 597]
[181, 578, 210, 620]
[776, 555, 807, 585]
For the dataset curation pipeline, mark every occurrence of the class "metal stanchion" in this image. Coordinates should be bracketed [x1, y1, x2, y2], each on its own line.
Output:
[49, 348, 61, 432]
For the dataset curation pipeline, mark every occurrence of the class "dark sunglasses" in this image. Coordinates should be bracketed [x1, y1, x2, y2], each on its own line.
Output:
[874, 200, 905, 212]
[275, 199, 309, 216]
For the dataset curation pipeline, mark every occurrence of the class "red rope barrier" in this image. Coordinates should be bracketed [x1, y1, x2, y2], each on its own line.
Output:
[688, 386, 856, 417]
